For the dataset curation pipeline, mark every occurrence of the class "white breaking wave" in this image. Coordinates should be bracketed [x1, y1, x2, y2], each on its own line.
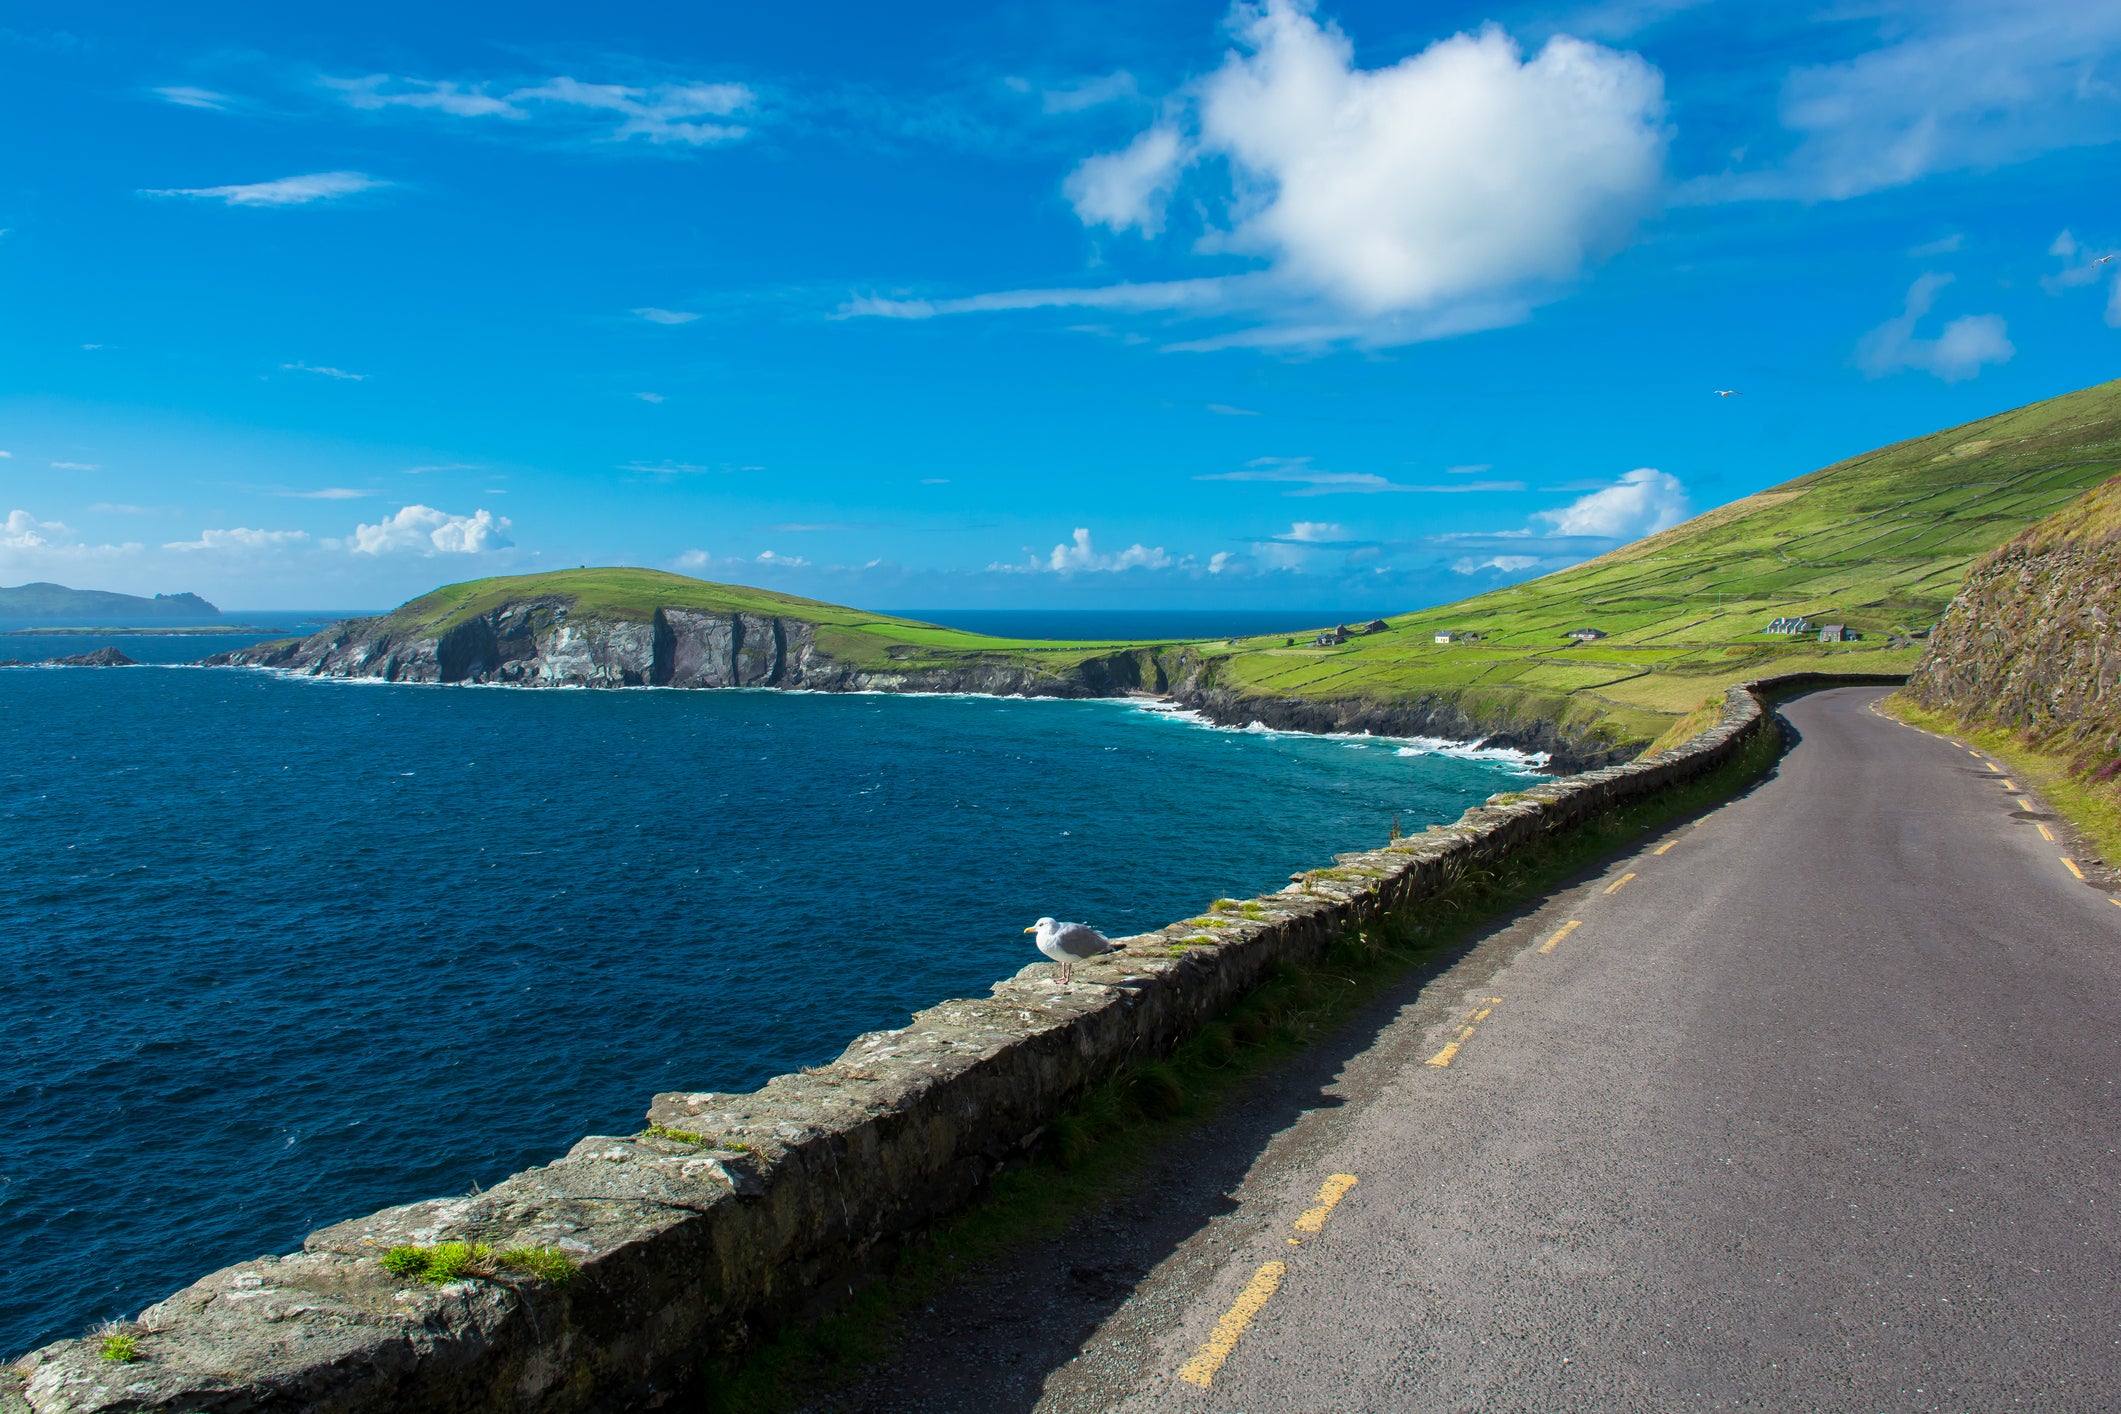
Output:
[1126, 700, 1548, 771]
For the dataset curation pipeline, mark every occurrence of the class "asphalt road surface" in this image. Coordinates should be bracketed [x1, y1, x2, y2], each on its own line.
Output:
[830, 688, 2121, 1413]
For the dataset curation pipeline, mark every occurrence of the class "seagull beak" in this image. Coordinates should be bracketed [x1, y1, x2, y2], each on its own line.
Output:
[1023, 926, 1036, 933]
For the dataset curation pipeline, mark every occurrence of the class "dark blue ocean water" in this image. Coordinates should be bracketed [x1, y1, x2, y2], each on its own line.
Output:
[0, 662, 1536, 1356]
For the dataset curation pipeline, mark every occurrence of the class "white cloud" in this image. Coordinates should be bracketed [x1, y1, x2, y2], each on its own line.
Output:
[1197, 455, 1524, 495]
[281, 360, 365, 380]
[1208, 551, 1233, 573]
[141, 171, 385, 207]
[865, 4, 1665, 346]
[1696, 4, 2121, 202]
[1207, 403, 1260, 416]
[2, 509, 66, 549]
[1281, 521, 1345, 542]
[165, 527, 310, 552]
[280, 488, 370, 499]
[1005, 527, 1176, 574]
[755, 549, 811, 567]
[839, 277, 1233, 321]
[323, 72, 754, 145]
[509, 77, 752, 145]
[1453, 553, 1545, 573]
[634, 391, 667, 403]
[1184, 5, 1666, 317]
[0, 508, 139, 562]
[1532, 467, 1689, 538]
[675, 549, 712, 570]
[1857, 273, 2015, 383]
[323, 75, 527, 119]
[50, 461, 98, 470]
[1041, 71, 1139, 114]
[1065, 125, 1187, 236]
[0, 450, 10, 457]
[633, 307, 700, 324]
[348, 505, 513, 555]
[156, 85, 232, 110]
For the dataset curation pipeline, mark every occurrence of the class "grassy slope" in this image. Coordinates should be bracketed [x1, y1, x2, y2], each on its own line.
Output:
[374, 567, 1155, 674]
[1191, 377, 2121, 750]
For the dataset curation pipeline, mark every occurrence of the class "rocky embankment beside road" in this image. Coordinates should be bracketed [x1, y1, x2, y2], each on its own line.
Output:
[1905, 472, 2121, 769]
[205, 596, 1629, 770]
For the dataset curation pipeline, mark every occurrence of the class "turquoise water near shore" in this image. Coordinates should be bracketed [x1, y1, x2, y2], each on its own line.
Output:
[0, 662, 1536, 1355]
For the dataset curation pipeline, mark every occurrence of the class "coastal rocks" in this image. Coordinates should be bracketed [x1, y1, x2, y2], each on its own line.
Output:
[0, 647, 138, 668]
[1171, 684, 1632, 775]
[4, 677, 1815, 1414]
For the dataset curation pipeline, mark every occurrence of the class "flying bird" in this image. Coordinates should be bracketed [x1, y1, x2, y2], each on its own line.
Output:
[2098, 254, 2115, 266]
[1026, 916, 1115, 983]
[1715, 389, 1742, 397]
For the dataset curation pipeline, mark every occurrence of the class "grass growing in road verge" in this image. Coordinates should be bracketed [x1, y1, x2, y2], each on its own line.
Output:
[697, 722, 1784, 1413]
[1883, 695, 2121, 866]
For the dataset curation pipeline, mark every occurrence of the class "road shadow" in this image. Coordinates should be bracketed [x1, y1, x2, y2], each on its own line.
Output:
[797, 763, 1785, 1414]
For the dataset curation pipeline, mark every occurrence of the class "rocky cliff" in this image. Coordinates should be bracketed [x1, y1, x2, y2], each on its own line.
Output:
[207, 598, 1184, 698]
[1905, 473, 2121, 769]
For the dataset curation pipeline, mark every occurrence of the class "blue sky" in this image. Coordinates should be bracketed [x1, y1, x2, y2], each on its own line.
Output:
[2, 0, 2118, 611]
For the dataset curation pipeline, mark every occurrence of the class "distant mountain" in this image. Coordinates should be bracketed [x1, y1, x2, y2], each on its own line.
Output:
[0, 582, 220, 620]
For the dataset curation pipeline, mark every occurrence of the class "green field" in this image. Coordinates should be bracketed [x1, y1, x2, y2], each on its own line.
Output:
[1188, 376, 2121, 750]
[366, 378, 2121, 756]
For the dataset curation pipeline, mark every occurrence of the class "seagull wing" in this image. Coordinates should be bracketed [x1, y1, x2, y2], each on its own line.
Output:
[1052, 922, 1114, 960]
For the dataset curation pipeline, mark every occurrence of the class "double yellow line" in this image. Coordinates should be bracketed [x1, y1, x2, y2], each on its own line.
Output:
[1177, 1173, 1359, 1388]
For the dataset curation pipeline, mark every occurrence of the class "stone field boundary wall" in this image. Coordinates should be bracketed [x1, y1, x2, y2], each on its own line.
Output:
[6, 674, 1901, 1414]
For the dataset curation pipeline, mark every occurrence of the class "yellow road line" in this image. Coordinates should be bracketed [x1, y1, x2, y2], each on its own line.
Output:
[1987, 762, 2000, 773]
[1538, 919, 1582, 954]
[1425, 1041, 1463, 1067]
[1653, 840, 1678, 855]
[2112, 898, 2120, 911]
[1604, 872, 1638, 895]
[2063, 858, 2086, 880]
[1178, 1261, 1287, 1387]
[2002, 780, 2016, 791]
[1292, 1174, 1359, 1234]
[1473, 1005, 1493, 1021]
[2037, 823, 2055, 842]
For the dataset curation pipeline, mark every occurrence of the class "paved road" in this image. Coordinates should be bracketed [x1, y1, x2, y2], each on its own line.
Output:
[1052, 687, 2120, 1412]
[827, 688, 2121, 1412]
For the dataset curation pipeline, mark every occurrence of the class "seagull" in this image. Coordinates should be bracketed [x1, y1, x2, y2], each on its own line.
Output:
[1026, 917, 1115, 983]
[1715, 389, 1742, 397]
[2098, 254, 2116, 266]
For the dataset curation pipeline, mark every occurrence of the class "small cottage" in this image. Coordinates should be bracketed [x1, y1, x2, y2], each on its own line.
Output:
[1566, 627, 1607, 642]
[1366, 619, 1390, 634]
[1764, 616, 1814, 635]
[1818, 624, 1860, 643]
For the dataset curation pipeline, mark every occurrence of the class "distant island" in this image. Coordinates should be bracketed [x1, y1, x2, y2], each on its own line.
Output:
[0, 582, 219, 621]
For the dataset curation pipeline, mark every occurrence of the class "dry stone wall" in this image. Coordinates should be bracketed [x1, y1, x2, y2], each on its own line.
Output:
[3, 676, 1885, 1414]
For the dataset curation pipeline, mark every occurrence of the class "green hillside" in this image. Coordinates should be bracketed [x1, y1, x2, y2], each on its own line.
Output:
[377, 566, 1159, 675]
[1190, 377, 2121, 750]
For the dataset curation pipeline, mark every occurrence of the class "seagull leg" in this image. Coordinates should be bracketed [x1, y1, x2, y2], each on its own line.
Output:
[1060, 961, 1072, 984]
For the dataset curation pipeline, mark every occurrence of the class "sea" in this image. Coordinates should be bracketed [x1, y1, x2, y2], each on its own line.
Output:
[0, 613, 1538, 1355]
